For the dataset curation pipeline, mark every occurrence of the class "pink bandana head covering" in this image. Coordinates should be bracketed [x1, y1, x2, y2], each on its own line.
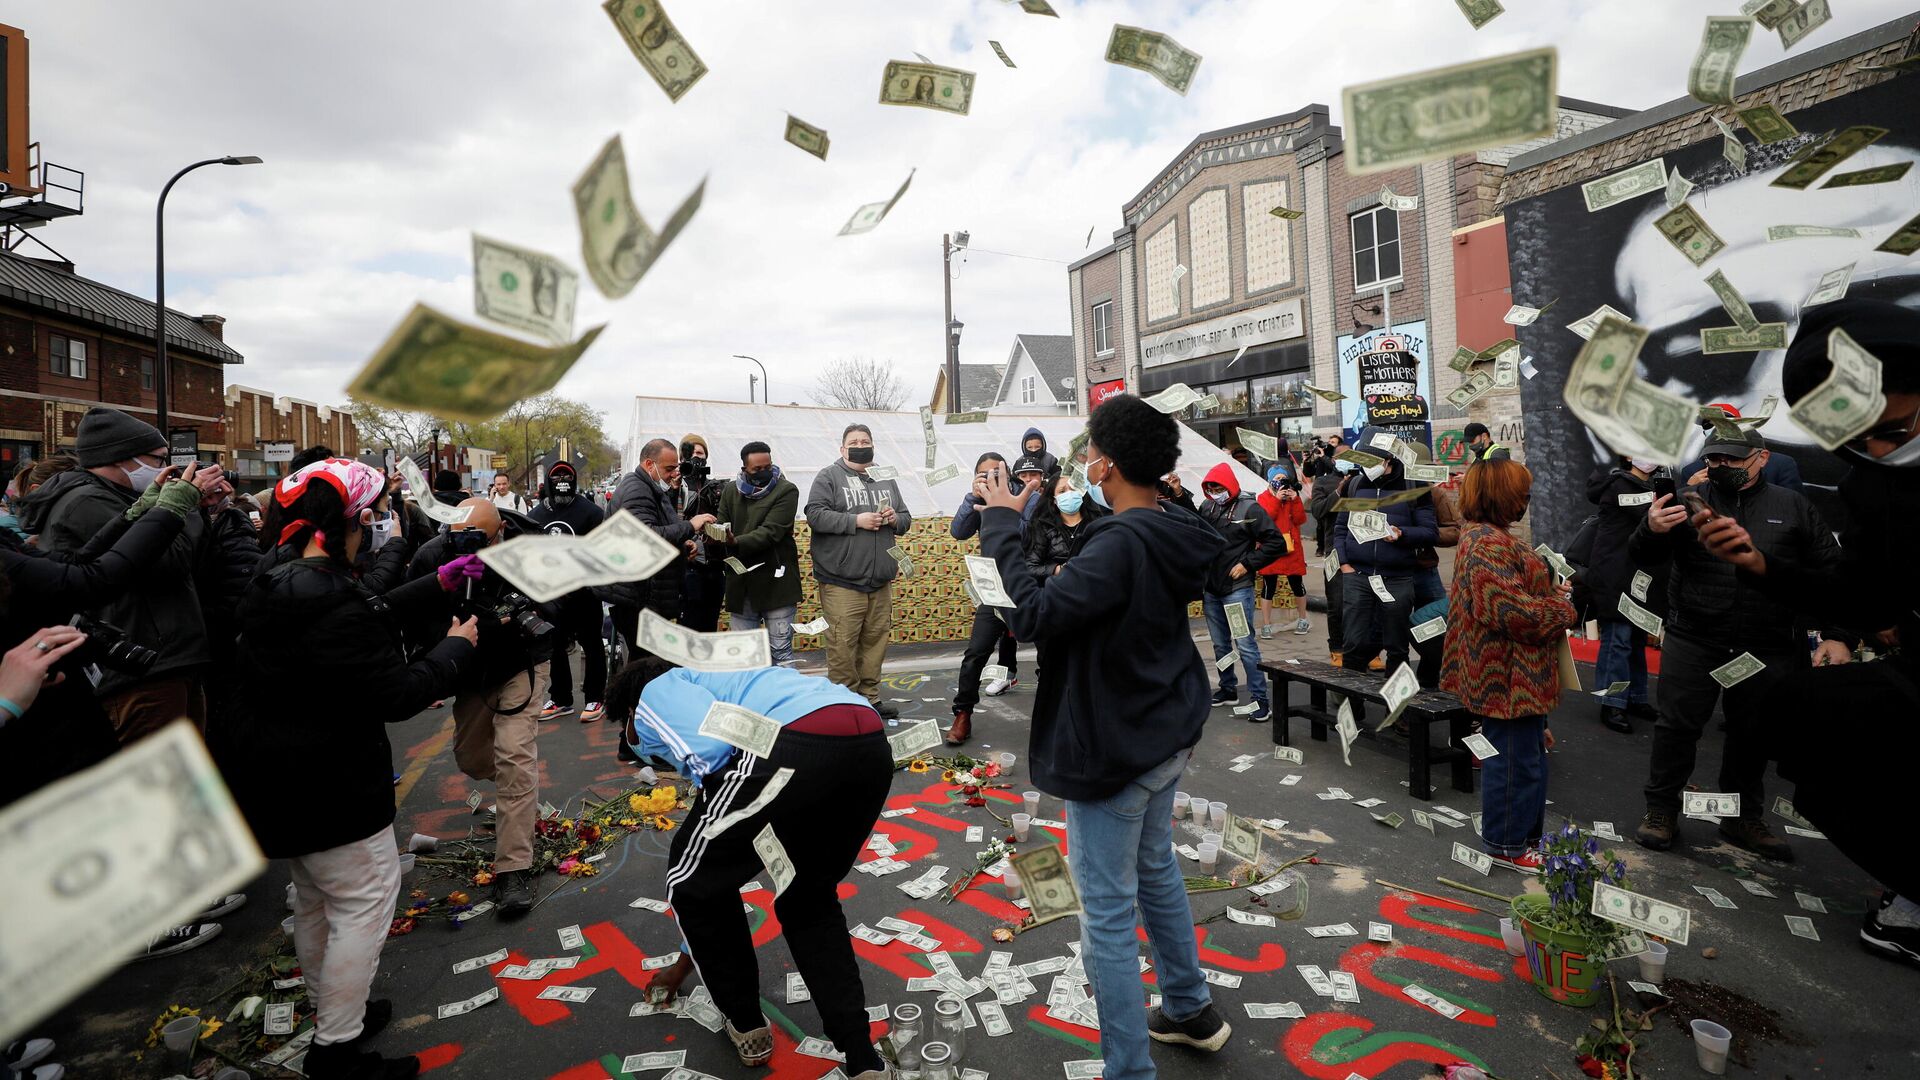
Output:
[274, 457, 385, 545]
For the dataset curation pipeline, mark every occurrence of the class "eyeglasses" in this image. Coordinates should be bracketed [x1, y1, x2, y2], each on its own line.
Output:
[1842, 401, 1920, 453]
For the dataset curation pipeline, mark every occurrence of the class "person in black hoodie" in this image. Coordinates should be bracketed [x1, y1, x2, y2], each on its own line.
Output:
[1332, 427, 1439, 677]
[529, 462, 608, 722]
[1580, 457, 1669, 733]
[975, 394, 1233, 1076]
[1020, 426, 1060, 479]
[1197, 460, 1289, 722]
[944, 452, 1041, 746]
[218, 458, 476, 1080]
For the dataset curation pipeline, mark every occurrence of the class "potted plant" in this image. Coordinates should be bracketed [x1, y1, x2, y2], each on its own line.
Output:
[1511, 821, 1634, 1008]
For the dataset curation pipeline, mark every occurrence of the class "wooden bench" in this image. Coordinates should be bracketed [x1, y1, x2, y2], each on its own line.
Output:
[1257, 658, 1476, 800]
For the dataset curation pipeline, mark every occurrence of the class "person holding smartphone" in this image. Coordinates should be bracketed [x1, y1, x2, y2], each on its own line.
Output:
[1628, 428, 1849, 860]
[1580, 457, 1669, 734]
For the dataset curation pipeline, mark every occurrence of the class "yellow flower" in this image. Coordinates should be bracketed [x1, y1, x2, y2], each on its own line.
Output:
[629, 793, 647, 814]
[653, 814, 676, 831]
[645, 786, 678, 813]
[941, 769, 958, 783]
[909, 760, 929, 774]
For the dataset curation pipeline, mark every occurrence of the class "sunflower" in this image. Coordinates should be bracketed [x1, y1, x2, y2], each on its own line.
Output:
[909, 760, 930, 774]
[654, 814, 676, 831]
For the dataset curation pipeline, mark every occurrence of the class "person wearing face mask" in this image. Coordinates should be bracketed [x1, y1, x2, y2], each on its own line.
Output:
[805, 424, 912, 718]
[1693, 298, 1920, 964]
[679, 434, 730, 633]
[1255, 462, 1310, 639]
[944, 453, 1044, 745]
[1577, 456, 1670, 734]
[1628, 425, 1847, 861]
[712, 442, 802, 666]
[529, 462, 608, 722]
[608, 439, 718, 653]
[1197, 461, 1289, 722]
[218, 458, 479, 1080]
[1331, 427, 1438, 679]
[1680, 403, 1803, 493]
[1462, 423, 1511, 463]
[22, 407, 225, 742]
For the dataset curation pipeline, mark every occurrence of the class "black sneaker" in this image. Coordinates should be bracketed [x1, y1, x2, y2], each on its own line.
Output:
[137, 924, 222, 960]
[1210, 687, 1236, 708]
[1626, 701, 1658, 722]
[494, 869, 536, 916]
[303, 1039, 419, 1080]
[873, 700, 901, 720]
[1147, 1002, 1231, 1051]
[358, 1000, 394, 1043]
[1861, 892, 1920, 966]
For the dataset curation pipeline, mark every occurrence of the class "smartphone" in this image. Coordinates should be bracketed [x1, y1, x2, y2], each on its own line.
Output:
[1651, 472, 1676, 502]
[1680, 491, 1713, 520]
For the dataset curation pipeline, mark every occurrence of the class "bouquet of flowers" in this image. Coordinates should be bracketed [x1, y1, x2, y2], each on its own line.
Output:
[946, 838, 1014, 902]
[1533, 821, 1633, 948]
[919, 754, 1005, 807]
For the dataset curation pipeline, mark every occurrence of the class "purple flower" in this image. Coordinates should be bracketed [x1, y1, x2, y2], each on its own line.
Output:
[1585, 837, 1599, 855]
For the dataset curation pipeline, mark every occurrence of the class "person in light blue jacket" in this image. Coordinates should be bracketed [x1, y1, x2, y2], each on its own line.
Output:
[606, 658, 893, 1078]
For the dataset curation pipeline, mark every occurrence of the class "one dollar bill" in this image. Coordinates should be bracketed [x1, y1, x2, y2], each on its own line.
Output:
[601, 0, 707, 101]
[1592, 881, 1692, 944]
[1105, 25, 1202, 95]
[1342, 48, 1556, 175]
[472, 234, 579, 345]
[879, 61, 975, 115]
[1688, 17, 1752, 106]
[572, 135, 705, 300]
[783, 115, 830, 160]
[1701, 324, 1787, 354]
[478, 509, 678, 603]
[348, 304, 606, 423]
[1771, 125, 1887, 190]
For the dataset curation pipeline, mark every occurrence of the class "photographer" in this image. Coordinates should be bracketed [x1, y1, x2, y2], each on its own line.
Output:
[529, 462, 608, 722]
[21, 407, 224, 741]
[678, 434, 729, 633]
[218, 457, 477, 1080]
[407, 498, 555, 913]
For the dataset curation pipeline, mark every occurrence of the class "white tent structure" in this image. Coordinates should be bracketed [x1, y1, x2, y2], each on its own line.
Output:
[623, 397, 1267, 517]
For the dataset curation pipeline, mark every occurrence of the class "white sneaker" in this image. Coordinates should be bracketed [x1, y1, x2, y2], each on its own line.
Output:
[1293, 618, 1312, 635]
[139, 923, 222, 960]
[983, 677, 1012, 696]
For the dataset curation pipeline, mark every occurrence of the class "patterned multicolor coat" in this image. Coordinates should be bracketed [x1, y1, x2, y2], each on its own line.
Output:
[1441, 523, 1578, 720]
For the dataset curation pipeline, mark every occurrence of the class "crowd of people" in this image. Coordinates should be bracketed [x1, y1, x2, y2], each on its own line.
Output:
[3, 299, 1916, 1080]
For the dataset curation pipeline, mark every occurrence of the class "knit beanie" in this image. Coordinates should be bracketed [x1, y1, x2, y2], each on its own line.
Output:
[75, 408, 166, 468]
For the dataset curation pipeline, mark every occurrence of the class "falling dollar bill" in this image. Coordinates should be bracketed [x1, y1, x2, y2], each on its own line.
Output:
[572, 135, 704, 300]
[1772, 125, 1888, 189]
[1655, 203, 1726, 267]
[1824, 161, 1914, 188]
[1411, 615, 1448, 642]
[1592, 881, 1692, 944]
[1383, 663, 1419, 723]
[1665, 167, 1695, 209]
[698, 701, 781, 758]
[1347, 510, 1392, 545]
[471, 234, 580, 345]
[1877, 210, 1920, 256]
[1568, 303, 1634, 341]
[1583, 159, 1668, 212]
[1709, 651, 1767, 688]
[1225, 601, 1251, 639]
[1144, 383, 1203, 413]
[1689, 17, 1752, 105]
[480, 509, 679, 603]
[1776, 0, 1831, 48]
[1454, 0, 1504, 28]
[1236, 427, 1280, 461]
[1343, 48, 1555, 174]
[1768, 224, 1863, 242]
[1105, 24, 1203, 95]
[638, 609, 771, 672]
[1617, 592, 1666, 637]
[989, 40, 1017, 67]
[601, 0, 708, 102]
[888, 719, 943, 762]
[1804, 262, 1856, 307]
[1270, 205, 1305, 220]
[879, 60, 976, 115]
[1736, 103, 1799, 143]
[350, 304, 607, 423]
[1373, 812, 1406, 829]
[1379, 186, 1419, 211]
[1503, 302, 1551, 325]
[1448, 370, 1496, 409]
[1743, 0, 1797, 28]
[1567, 316, 1693, 465]
[924, 463, 962, 486]
[1448, 345, 1482, 374]
[1790, 327, 1886, 449]
[753, 824, 796, 897]
[1462, 732, 1499, 759]
[1013, 844, 1082, 926]
[965, 554, 1017, 608]
[1222, 815, 1263, 864]
[840, 168, 917, 237]
[1703, 270, 1760, 332]
[393, 456, 474, 526]
[1335, 700, 1359, 767]
[783, 115, 830, 160]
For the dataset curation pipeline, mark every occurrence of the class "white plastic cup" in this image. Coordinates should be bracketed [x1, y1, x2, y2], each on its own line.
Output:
[1638, 940, 1669, 984]
[1190, 798, 1210, 823]
[1172, 792, 1191, 819]
[1209, 802, 1228, 832]
[1202, 831, 1222, 849]
[408, 832, 438, 853]
[281, 915, 296, 936]
[1499, 917, 1525, 957]
[1012, 813, 1032, 841]
[1197, 842, 1219, 876]
[214, 1069, 252, 1080]
[1691, 1019, 1731, 1075]
[997, 751, 1016, 773]
[397, 853, 416, 875]
[1023, 790, 1041, 816]
[162, 1016, 201, 1056]
[1003, 868, 1022, 897]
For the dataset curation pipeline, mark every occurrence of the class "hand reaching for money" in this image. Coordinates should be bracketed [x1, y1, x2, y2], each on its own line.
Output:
[1695, 515, 1766, 574]
[1645, 493, 1690, 535]
[647, 953, 696, 1003]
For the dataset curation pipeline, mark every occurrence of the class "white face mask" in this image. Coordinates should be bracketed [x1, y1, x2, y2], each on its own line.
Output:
[1362, 462, 1388, 482]
[1628, 458, 1658, 474]
[124, 460, 166, 490]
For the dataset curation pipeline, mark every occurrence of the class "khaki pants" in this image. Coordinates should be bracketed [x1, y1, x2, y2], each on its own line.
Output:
[452, 661, 550, 873]
[289, 827, 403, 1046]
[103, 675, 207, 745]
[818, 583, 891, 704]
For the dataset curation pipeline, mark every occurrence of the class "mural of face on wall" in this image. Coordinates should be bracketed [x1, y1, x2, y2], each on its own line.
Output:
[1506, 74, 1919, 544]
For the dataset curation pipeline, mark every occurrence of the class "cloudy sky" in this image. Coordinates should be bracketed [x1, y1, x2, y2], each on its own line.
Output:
[13, 0, 1913, 435]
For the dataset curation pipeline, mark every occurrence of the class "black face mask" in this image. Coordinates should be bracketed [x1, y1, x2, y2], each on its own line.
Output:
[847, 447, 875, 465]
[1707, 464, 1750, 495]
[745, 468, 775, 487]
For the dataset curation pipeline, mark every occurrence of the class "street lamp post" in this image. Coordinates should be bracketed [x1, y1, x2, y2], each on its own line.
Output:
[733, 354, 769, 403]
[947, 319, 964, 410]
[154, 155, 262, 433]
[941, 231, 968, 411]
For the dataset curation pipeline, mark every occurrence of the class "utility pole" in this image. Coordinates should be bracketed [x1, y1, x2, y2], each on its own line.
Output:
[942, 233, 957, 412]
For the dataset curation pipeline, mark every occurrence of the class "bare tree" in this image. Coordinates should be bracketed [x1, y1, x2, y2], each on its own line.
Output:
[809, 356, 909, 412]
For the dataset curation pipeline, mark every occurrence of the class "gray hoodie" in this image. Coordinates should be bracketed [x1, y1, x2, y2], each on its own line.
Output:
[804, 459, 912, 592]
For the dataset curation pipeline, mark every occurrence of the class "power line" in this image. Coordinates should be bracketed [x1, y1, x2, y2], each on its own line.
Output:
[962, 245, 1072, 265]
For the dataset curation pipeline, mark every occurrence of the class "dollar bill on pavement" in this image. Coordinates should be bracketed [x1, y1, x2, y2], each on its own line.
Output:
[1737, 878, 1777, 898]
[1226, 906, 1277, 928]
[572, 135, 704, 300]
[699, 701, 781, 758]
[641, 951, 682, 970]
[1795, 891, 1827, 913]
[1683, 792, 1740, 818]
[1064, 1061, 1105, 1080]
[888, 719, 944, 762]
[840, 169, 917, 236]
[438, 986, 501, 1019]
[0, 721, 266, 1041]
[481, 510, 679, 603]
[1298, 965, 1335, 995]
[472, 234, 579, 345]
[558, 924, 586, 951]
[1105, 24, 1202, 95]
[1583, 159, 1667, 212]
[879, 60, 975, 115]
[621, 1051, 688, 1073]
[1012, 845, 1082, 926]
[538, 985, 595, 1003]
[1245, 1001, 1306, 1019]
[1343, 48, 1554, 174]
[264, 1001, 296, 1035]
[1592, 881, 1692, 944]
[1790, 327, 1886, 449]
[351, 303, 607, 423]
[1452, 842, 1492, 876]
[1776, 0, 1831, 48]
[1370, 921, 1395, 943]
[978, 999, 1013, 1036]
[1772, 125, 1887, 189]
[1404, 983, 1466, 1019]
[1331, 970, 1361, 1003]
[601, 0, 707, 101]
[453, 948, 509, 974]
[1273, 746, 1304, 765]
[1709, 652, 1766, 688]
[1689, 17, 1752, 105]
[753, 824, 797, 897]
[1785, 914, 1821, 940]
[637, 609, 771, 671]
[783, 115, 830, 160]
[784, 971, 810, 1003]
[1454, 0, 1503, 29]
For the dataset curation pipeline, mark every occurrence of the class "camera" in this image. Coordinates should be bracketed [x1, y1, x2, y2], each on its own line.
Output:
[447, 528, 490, 557]
[456, 577, 555, 642]
[59, 614, 159, 678]
[679, 441, 712, 488]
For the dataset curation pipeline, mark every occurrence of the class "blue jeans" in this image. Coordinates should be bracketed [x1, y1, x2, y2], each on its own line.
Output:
[1593, 618, 1648, 708]
[1065, 747, 1211, 1080]
[1479, 714, 1548, 858]
[730, 601, 796, 665]
[1204, 584, 1267, 704]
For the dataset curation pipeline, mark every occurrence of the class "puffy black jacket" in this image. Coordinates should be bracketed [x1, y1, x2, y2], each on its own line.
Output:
[215, 557, 472, 857]
[1629, 479, 1842, 650]
[1022, 502, 1106, 583]
[199, 506, 266, 664]
[1581, 467, 1668, 619]
[1197, 474, 1289, 597]
[608, 468, 689, 615]
[408, 531, 553, 688]
[1331, 478, 1438, 575]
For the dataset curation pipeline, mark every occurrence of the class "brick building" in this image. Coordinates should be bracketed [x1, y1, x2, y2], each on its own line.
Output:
[1496, 12, 1918, 545]
[1065, 98, 1626, 459]
[223, 383, 360, 486]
